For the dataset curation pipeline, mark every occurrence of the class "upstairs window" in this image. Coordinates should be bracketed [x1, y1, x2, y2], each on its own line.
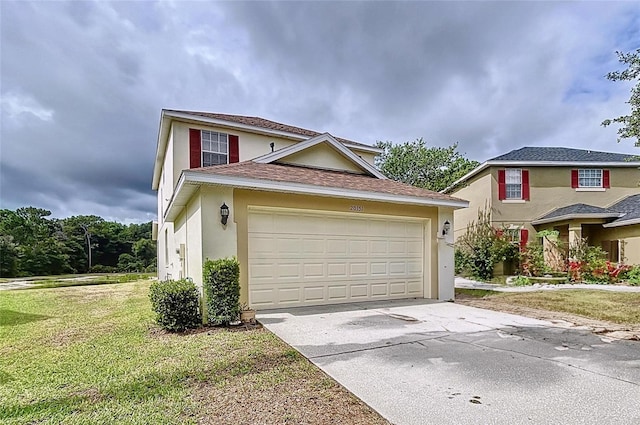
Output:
[498, 169, 530, 201]
[201, 131, 228, 166]
[189, 129, 239, 169]
[571, 169, 610, 189]
[505, 169, 522, 199]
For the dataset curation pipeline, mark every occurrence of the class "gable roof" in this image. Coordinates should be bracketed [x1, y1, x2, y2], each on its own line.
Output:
[444, 146, 640, 193]
[252, 132, 387, 179]
[163, 161, 468, 221]
[532, 203, 621, 225]
[603, 194, 640, 228]
[163, 109, 379, 151]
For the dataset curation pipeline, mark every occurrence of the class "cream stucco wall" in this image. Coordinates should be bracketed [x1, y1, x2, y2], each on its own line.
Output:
[437, 208, 455, 301]
[491, 167, 639, 227]
[452, 170, 492, 239]
[201, 186, 238, 265]
[586, 224, 640, 265]
[277, 143, 365, 173]
[452, 166, 640, 240]
[233, 190, 441, 305]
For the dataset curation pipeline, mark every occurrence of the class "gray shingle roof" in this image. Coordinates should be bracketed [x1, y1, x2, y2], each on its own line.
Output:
[607, 194, 640, 226]
[539, 203, 617, 220]
[490, 147, 636, 162]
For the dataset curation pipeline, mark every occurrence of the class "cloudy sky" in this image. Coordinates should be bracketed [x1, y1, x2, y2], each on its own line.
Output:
[1, 1, 638, 223]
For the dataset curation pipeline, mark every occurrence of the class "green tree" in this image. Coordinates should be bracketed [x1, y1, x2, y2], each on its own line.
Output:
[133, 238, 156, 269]
[602, 49, 640, 146]
[0, 207, 70, 276]
[375, 139, 479, 192]
[0, 235, 20, 277]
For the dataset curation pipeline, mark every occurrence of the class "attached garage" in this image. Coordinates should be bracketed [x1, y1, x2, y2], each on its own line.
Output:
[248, 207, 426, 309]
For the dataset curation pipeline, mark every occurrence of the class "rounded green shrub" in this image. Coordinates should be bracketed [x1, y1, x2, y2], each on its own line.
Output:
[203, 257, 240, 326]
[149, 279, 201, 331]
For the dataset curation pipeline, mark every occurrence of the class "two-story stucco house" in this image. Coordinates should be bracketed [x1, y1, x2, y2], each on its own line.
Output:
[152, 109, 468, 310]
[446, 147, 640, 264]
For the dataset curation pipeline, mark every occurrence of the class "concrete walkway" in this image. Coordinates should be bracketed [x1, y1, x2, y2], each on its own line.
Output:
[455, 276, 640, 293]
[259, 299, 640, 425]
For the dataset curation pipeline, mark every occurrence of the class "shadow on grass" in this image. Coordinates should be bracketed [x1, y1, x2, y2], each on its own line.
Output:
[0, 309, 50, 326]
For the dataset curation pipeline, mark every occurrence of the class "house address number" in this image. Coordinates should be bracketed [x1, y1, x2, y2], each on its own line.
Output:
[349, 205, 364, 212]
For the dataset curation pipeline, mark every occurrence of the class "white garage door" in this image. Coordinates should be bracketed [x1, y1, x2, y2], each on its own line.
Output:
[248, 207, 426, 309]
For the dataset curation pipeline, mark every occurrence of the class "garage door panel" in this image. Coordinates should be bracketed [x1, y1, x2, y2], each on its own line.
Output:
[349, 262, 368, 276]
[303, 238, 325, 254]
[304, 286, 325, 301]
[349, 240, 368, 255]
[303, 263, 324, 278]
[350, 284, 369, 298]
[390, 282, 407, 295]
[370, 262, 387, 275]
[277, 263, 300, 279]
[328, 285, 348, 300]
[328, 262, 348, 277]
[389, 241, 407, 255]
[248, 209, 426, 309]
[371, 283, 389, 296]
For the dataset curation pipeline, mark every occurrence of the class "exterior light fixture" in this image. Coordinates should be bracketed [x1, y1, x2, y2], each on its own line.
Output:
[220, 203, 229, 225]
[442, 220, 451, 236]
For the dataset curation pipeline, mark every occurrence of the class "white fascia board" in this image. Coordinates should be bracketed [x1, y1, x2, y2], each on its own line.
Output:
[603, 217, 640, 228]
[163, 110, 380, 153]
[180, 171, 469, 209]
[152, 110, 171, 190]
[342, 142, 383, 154]
[532, 213, 622, 226]
[254, 133, 387, 179]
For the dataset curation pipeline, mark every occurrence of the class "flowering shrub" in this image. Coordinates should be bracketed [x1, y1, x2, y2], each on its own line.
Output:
[568, 259, 631, 284]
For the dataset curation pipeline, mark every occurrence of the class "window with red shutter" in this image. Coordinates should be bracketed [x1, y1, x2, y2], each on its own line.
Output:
[498, 169, 506, 200]
[571, 169, 579, 188]
[189, 129, 201, 169]
[522, 170, 530, 201]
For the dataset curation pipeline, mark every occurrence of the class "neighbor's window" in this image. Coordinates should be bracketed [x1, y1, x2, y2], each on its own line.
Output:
[505, 169, 522, 199]
[504, 228, 521, 244]
[201, 130, 228, 166]
[578, 169, 602, 188]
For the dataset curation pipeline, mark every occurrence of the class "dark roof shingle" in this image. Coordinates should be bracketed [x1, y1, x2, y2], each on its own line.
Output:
[166, 109, 373, 149]
[490, 147, 637, 162]
[192, 161, 465, 204]
[608, 194, 640, 225]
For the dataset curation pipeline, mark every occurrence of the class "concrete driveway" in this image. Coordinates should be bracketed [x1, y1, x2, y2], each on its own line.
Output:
[258, 299, 640, 425]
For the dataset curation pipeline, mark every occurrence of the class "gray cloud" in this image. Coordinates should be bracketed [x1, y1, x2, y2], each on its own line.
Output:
[1, 1, 638, 222]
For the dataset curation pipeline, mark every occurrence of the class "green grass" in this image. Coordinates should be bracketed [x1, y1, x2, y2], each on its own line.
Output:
[456, 288, 640, 325]
[0, 281, 386, 425]
[6, 273, 155, 290]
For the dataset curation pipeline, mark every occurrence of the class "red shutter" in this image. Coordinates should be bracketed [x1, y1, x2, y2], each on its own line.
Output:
[603, 169, 610, 188]
[519, 229, 529, 251]
[571, 169, 578, 188]
[229, 135, 239, 163]
[498, 169, 506, 200]
[522, 169, 530, 201]
[189, 129, 201, 169]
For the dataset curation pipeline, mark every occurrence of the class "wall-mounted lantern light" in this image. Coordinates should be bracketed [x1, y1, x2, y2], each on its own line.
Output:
[442, 220, 451, 236]
[220, 203, 229, 225]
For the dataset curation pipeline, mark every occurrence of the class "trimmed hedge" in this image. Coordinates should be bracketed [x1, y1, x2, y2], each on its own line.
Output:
[203, 257, 240, 325]
[149, 279, 201, 331]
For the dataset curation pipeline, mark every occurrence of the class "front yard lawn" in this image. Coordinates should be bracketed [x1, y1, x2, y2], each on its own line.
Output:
[0, 281, 388, 425]
[456, 288, 640, 325]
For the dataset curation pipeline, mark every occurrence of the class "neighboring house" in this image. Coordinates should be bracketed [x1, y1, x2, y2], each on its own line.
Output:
[152, 109, 468, 310]
[445, 147, 640, 264]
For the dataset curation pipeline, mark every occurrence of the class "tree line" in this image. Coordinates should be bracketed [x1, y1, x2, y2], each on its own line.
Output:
[0, 207, 156, 278]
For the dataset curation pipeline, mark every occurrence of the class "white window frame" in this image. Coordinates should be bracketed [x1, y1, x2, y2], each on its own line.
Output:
[505, 169, 522, 200]
[578, 169, 603, 188]
[201, 130, 229, 167]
